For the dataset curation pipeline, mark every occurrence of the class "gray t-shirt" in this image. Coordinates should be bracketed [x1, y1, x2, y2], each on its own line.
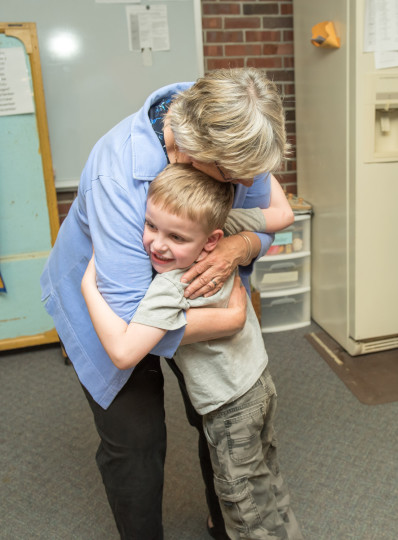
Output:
[132, 269, 268, 415]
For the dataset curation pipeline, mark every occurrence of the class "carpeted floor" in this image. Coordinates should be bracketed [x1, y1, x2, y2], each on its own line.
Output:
[1, 321, 398, 539]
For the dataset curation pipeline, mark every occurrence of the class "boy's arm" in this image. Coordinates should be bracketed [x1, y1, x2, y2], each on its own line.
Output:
[81, 257, 167, 370]
[181, 275, 246, 344]
[82, 258, 247, 366]
[223, 175, 294, 236]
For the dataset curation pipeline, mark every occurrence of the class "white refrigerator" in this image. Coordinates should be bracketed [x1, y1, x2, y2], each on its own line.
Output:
[293, 0, 398, 355]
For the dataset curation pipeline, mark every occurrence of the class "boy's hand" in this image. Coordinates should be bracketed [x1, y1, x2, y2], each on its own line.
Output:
[181, 236, 244, 299]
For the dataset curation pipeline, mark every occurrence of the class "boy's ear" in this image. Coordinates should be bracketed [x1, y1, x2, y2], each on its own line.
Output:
[196, 229, 224, 262]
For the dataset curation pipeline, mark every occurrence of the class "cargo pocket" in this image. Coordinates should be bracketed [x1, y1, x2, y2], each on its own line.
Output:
[214, 475, 261, 532]
[224, 404, 264, 464]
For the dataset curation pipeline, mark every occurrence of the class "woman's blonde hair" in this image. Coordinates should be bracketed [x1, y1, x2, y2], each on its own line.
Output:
[148, 164, 234, 233]
[168, 68, 288, 179]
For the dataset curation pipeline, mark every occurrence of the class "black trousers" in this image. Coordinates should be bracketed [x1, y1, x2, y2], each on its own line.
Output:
[82, 354, 225, 539]
[83, 355, 166, 540]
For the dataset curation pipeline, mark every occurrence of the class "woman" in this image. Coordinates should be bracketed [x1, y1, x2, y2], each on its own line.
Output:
[41, 68, 290, 540]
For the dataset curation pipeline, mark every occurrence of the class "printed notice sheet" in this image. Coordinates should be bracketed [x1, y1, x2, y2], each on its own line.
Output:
[0, 47, 35, 116]
[364, 0, 398, 68]
[126, 5, 170, 52]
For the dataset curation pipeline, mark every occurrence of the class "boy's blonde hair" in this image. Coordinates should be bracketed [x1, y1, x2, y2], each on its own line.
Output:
[168, 68, 289, 179]
[148, 164, 234, 233]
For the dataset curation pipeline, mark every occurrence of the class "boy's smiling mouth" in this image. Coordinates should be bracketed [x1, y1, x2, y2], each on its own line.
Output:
[150, 251, 174, 265]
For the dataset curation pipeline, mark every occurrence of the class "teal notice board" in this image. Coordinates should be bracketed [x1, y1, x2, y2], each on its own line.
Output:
[0, 23, 59, 350]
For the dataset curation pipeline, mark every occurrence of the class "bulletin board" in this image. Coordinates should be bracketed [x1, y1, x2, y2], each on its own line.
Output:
[1, 0, 204, 189]
[0, 23, 60, 351]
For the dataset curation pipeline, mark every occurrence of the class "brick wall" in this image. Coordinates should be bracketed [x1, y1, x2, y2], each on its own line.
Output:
[201, 0, 296, 194]
[56, 0, 296, 220]
[56, 190, 77, 225]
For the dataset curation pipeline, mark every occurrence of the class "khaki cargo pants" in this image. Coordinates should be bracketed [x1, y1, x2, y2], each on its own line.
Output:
[203, 367, 303, 540]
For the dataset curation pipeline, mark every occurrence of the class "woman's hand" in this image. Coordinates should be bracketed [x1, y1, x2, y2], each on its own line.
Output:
[181, 236, 241, 299]
[181, 234, 260, 299]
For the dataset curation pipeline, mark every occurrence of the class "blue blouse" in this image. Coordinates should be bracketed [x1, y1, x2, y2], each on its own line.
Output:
[40, 82, 273, 409]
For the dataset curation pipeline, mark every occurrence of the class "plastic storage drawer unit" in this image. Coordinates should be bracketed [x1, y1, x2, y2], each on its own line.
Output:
[252, 213, 312, 333]
[260, 291, 310, 333]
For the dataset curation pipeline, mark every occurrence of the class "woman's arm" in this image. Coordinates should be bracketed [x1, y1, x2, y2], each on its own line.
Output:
[224, 175, 293, 235]
[262, 174, 294, 232]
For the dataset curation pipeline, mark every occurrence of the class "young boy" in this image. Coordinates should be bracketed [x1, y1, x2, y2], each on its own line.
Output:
[81, 164, 302, 540]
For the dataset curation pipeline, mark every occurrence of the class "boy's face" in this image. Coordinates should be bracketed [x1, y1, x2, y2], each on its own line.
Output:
[143, 199, 211, 273]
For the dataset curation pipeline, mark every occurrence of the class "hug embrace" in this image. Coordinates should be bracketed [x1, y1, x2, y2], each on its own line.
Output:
[42, 68, 303, 540]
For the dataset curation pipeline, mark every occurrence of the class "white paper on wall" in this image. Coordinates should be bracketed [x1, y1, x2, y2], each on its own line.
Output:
[364, 0, 398, 69]
[0, 47, 35, 116]
[126, 5, 170, 52]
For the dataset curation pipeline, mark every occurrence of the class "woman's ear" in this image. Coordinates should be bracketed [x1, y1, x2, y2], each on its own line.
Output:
[196, 230, 224, 261]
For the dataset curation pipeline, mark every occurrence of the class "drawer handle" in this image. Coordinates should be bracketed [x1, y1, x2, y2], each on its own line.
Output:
[268, 262, 297, 272]
[269, 297, 297, 307]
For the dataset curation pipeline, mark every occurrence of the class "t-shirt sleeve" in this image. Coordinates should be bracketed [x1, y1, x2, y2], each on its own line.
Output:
[223, 207, 267, 236]
[132, 273, 189, 331]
